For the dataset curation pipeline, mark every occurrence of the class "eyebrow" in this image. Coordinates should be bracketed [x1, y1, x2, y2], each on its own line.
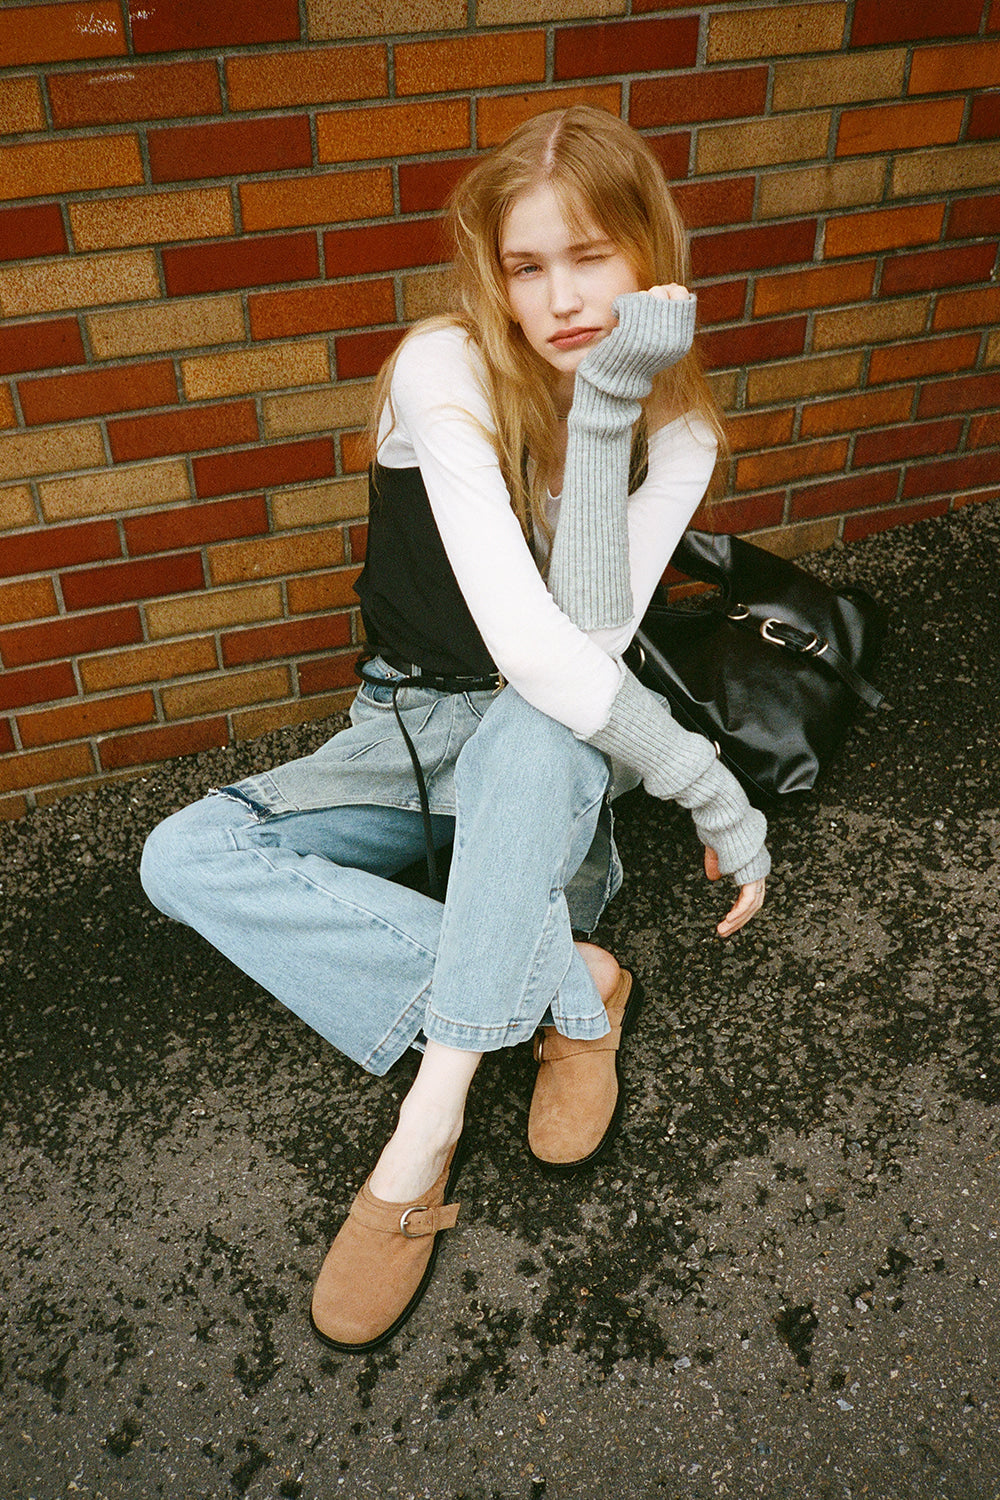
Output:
[500, 235, 616, 267]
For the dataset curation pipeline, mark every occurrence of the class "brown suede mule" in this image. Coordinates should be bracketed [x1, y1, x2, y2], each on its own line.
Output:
[310, 1144, 462, 1353]
[527, 969, 642, 1173]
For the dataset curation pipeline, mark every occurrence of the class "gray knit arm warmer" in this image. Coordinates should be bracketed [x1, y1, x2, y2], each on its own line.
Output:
[547, 292, 698, 630]
[589, 669, 771, 887]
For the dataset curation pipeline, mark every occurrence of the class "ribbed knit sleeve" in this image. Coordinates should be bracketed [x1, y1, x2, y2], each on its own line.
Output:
[547, 292, 698, 630]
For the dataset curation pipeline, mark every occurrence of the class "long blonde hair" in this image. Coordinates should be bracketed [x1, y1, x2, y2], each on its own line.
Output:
[369, 106, 726, 543]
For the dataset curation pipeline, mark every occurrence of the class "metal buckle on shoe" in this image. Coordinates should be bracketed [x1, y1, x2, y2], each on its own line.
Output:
[399, 1205, 429, 1238]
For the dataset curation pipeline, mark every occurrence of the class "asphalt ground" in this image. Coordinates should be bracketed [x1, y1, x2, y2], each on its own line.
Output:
[1, 500, 998, 1500]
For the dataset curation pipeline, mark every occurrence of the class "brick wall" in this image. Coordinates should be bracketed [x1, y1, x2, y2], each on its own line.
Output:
[2, 0, 999, 816]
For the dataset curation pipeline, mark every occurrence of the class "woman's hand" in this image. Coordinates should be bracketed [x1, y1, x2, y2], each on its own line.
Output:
[648, 283, 693, 301]
[704, 846, 766, 937]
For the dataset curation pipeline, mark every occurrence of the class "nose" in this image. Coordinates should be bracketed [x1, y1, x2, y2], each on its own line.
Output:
[548, 264, 582, 318]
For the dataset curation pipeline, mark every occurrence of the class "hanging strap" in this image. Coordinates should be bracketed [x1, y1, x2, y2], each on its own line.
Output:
[722, 607, 886, 709]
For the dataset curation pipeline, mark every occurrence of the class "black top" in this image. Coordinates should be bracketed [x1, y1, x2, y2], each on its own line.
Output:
[354, 463, 498, 678]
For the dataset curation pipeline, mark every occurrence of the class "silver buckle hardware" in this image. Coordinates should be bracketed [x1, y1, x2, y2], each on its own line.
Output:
[727, 603, 750, 621]
[399, 1205, 430, 1238]
[760, 618, 827, 655]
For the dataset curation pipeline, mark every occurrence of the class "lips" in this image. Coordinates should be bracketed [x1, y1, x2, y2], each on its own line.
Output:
[548, 327, 601, 351]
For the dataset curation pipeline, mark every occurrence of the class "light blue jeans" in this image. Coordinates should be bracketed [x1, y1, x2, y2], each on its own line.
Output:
[140, 675, 622, 1075]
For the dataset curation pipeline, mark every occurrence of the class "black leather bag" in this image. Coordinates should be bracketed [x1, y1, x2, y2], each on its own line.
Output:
[623, 530, 887, 807]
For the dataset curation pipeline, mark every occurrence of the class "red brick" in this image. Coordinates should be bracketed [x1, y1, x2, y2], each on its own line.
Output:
[0, 3, 126, 66]
[477, 87, 623, 149]
[129, 0, 300, 54]
[0, 135, 143, 201]
[902, 450, 1000, 499]
[910, 40, 1000, 93]
[695, 279, 748, 326]
[969, 92, 1000, 141]
[755, 261, 878, 317]
[630, 67, 768, 128]
[842, 498, 949, 542]
[991, 0, 1000, 31]
[0, 577, 57, 623]
[0, 725, 16, 758]
[348, 523, 367, 561]
[221, 613, 351, 668]
[298, 651, 361, 695]
[836, 99, 964, 156]
[19, 361, 177, 426]
[700, 316, 807, 373]
[18, 691, 155, 749]
[0, 319, 85, 379]
[0, 206, 67, 264]
[698, 491, 785, 535]
[969, 411, 1000, 447]
[324, 219, 449, 278]
[933, 285, 1000, 330]
[249, 281, 396, 341]
[800, 386, 914, 438]
[727, 409, 796, 453]
[99, 717, 228, 771]
[645, 133, 692, 184]
[48, 60, 222, 128]
[853, 417, 963, 467]
[335, 330, 404, 381]
[791, 467, 901, 520]
[1, 519, 121, 580]
[61, 553, 203, 611]
[398, 158, 479, 216]
[555, 18, 699, 80]
[851, 0, 982, 44]
[947, 192, 1000, 239]
[123, 494, 268, 554]
[736, 437, 849, 491]
[880, 243, 995, 295]
[1, 742, 95, 791]
[868, 333, 979, 384]
[193, 439, 336, 499]
[395, 33, 545, 96]
[0, 662, 76, 714]
[673, 178, 755, 231]
[825, 204, 945, 258]
[148, 116, 311, 184]
[691, 221, 816, 279]
[162, 234, 320, 296]
[109, 401, 259, 464]
[1, 607, 142, 666]
[917, 369, 1000, 416]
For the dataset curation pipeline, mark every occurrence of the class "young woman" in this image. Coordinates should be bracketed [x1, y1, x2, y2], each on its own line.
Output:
[140, 107, 769, 1354]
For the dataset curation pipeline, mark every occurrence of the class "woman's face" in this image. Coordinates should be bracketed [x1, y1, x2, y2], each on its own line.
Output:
[499, 182, 642, 402]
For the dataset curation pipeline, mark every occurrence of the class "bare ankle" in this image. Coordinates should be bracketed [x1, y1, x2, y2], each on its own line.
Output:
[574, 941, 621, 1004]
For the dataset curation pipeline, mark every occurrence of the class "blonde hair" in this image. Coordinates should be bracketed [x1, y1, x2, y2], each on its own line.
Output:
[369, 106, 726, 543]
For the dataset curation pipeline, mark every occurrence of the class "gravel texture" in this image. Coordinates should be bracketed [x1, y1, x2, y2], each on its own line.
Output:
[1, 501, 998, 1500]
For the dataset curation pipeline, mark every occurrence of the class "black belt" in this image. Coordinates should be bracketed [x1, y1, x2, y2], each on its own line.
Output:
[358, 655, 505, 898]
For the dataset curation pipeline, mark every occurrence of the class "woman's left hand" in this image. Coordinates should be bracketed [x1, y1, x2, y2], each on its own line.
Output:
[648, 283, 693, 301]
[704, 846, 766, 937]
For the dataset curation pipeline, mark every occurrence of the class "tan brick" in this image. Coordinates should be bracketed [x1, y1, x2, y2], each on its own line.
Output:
[799, 385, 914, 438]
[162, 665, 291, 719]
[240, 169, 393, 233]
[707, 4, 846, 62]
[892, 143, 1000, 198]
[1, 485, 37, 530]
[697, 113, 831, 174]
[69, 189, 234, 251]
[0, 76, 45, 136]
[318, 100, 470, 163]
[87, 295, 246, 359]
[403, 269, 452, 321]
[772, 50, 907, 112]
[79, 637, 218, 693]
[0, 135, 142, 202]
[306, 0, 465, 41]
[750, 517, 840, 558]
[0, 743, 95, 794]
[146, 583, 283, 639]
[0, 252, 160, 318]
[271, 477, 367, 530]
[287, 566, 362, 613]
[746, 352, 864, 405]
[478, 0, 624, 17]
[0, 425, 105, 484]
[758, 158, 885, 219]
[708, 370, 739, 411]
[735, 437, 849, 490]
[39, 460, 190, 521]
[0, 794, 30, 821]
[813, 296, 930, 351]
[397, 32, 546, 96]
[0, 576, 58, 624]
[262, 385, 373, 440]
[0, 384, 15, 429]
[985, 329, 1000, 365]
[226, 45, 387, 111]
[208, 530, 345, 585]
[478, 86, 622, 148]
[233, 691, 351, 740]
[18, 691, 156, 750]
[182, 342, 330, 401]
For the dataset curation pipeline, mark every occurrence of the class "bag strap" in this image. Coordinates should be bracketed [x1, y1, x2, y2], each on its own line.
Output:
[725, 608, 885, 709]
